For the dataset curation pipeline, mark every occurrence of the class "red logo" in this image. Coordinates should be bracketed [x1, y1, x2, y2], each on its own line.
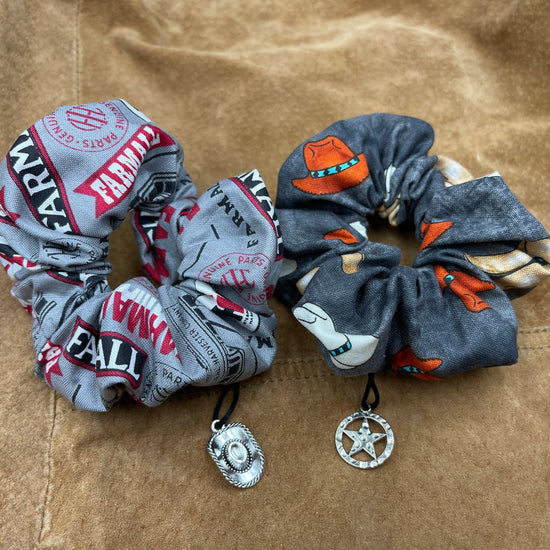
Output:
[66, 106, 109, 131]
[42, 101, 129, 152]
[199, 252, 272, 305]
[220, 268, 254, 291]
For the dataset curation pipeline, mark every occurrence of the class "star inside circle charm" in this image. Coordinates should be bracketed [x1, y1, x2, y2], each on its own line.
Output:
[335, 409, 394, 469]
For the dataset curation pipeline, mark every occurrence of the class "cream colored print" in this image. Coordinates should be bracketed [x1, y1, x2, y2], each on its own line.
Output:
[293, 302, 379, 369]
[296, 267, 320, 294]
[349, 221, 367, 239]
[465, 239, 550, 289]
[435, 155, 474, 187]
[341, 253, 363, 274]
[376, 164, 400, 226]
[377, 195, 400, 226]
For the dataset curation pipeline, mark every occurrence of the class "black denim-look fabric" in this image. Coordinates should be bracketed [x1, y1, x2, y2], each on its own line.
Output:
[275, 114, 550, 380]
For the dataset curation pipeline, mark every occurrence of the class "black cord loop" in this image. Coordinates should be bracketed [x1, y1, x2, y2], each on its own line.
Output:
[212, 383, 240, 430]
[361, 373, 379, 411]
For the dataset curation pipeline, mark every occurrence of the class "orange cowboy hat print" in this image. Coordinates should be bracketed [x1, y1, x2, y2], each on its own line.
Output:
[292, 136, 369, 195]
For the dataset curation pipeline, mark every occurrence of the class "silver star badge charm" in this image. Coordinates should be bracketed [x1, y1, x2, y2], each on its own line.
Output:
[335, 409, 394, 469]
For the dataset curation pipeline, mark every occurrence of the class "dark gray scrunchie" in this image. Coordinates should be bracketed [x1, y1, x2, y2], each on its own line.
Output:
[275, 114, 550, 379]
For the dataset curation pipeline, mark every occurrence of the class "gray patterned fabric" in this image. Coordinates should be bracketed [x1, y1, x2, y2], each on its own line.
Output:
[0, 100, 282, 411]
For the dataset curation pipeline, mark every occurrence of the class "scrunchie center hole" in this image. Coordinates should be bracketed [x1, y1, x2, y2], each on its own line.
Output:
[366, 216, 419, 267]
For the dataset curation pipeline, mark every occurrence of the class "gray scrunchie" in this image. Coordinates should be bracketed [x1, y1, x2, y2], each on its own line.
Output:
[0, 100, 282, 410]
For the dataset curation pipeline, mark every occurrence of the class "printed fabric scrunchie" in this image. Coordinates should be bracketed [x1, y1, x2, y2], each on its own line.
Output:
[0, 100, 282, 411]
[275, 114, 550, 379]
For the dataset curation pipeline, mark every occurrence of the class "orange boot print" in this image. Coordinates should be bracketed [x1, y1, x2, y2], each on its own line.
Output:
[391, 346, 442, 380]
[434, 265, 495, 312]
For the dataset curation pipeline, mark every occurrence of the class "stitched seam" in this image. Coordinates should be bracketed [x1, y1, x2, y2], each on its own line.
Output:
[272, 356, 324, 366]
[75, 0, 80, 103]
[518, 326, 549, 335]
[256, 372, 337, 384]
[172, 361, 331, 403]
[174, 343, 549, 404]
[37, 393, 57, 546]
[36, 3, 80, 546]
[175, 340, 550, 403]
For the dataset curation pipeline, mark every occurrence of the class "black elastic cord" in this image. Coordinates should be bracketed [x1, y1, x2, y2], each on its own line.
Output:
[212, 383, 240, 430]
[361, 373, 380, 411]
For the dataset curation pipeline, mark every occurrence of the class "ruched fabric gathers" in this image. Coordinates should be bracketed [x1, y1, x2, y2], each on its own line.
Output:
[0, 100, 282, 411]
[275, 114, 550, 379]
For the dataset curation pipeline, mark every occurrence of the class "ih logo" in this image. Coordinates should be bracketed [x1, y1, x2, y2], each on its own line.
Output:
[220, 268, 254, 291]
[66, 106, 108, 131]
[96, 333, 147, 389]
[199, 252, 272, 305]
[42, 100, 129, 153]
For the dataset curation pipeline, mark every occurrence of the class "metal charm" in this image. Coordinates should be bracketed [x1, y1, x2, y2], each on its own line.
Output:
[335, 408, 394, 469]
[207, 421, 264, 488]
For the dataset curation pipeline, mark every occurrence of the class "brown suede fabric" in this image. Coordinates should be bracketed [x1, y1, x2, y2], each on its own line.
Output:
[1, 1, 549, 548]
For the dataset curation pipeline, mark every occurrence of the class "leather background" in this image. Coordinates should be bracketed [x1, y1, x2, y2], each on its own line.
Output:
[0, 1, 548, 548]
